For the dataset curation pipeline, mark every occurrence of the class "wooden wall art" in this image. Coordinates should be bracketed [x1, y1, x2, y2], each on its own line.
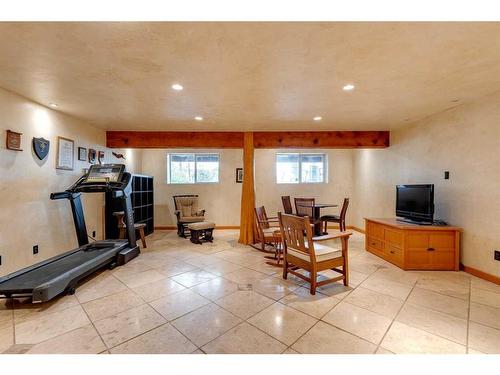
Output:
[6, 130, 23, 151]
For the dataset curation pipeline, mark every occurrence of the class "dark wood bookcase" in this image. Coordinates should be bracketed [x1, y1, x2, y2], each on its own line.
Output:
[105, 174, 154, 239]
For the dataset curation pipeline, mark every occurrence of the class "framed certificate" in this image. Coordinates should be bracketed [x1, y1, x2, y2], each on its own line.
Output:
[56, 136, 74, 170]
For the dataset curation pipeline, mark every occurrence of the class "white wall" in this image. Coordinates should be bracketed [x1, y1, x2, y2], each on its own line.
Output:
[141, 149, 243, 227]
[141, 148, 355, 227]
[254, 149, 355, 223]
[0, 88, 142, 276]
[352, 91, 500, 277]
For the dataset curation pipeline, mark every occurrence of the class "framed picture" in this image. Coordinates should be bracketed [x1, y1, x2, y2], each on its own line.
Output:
[236, 168, 243, 183]
[88, 149, 96, 164]
[56, 136, 74, 170]
[78, 147, 87, 161]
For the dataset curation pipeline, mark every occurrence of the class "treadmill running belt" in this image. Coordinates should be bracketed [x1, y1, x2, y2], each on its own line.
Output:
[0, 242, 127, 292]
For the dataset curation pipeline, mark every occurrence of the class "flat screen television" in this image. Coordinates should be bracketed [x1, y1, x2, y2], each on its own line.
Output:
[396, 184, 434, 224]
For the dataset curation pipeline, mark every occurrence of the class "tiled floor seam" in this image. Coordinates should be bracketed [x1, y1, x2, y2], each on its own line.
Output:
[373, 277, 420, 353]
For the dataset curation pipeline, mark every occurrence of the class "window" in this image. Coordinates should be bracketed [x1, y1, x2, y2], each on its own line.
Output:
[168, 153, 219, 184]
[276, 153, 326, 184]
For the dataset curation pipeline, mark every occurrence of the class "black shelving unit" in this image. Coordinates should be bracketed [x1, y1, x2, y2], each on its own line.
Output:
[105, 174, 154, 239]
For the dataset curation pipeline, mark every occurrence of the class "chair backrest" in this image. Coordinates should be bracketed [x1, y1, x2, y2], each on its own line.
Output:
[340, 198, 349, 222]
[281, 196, 293, 215]
[254, 206, 270, 230]
[278, 212, 316, 262]
[173, 195, 199, 218]
[294, 197, 315, 218]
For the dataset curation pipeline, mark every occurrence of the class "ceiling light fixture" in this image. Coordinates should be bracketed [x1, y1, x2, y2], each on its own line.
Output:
[49, 103, 58, 108]
[171, 83, 183, 91]
[343, 84, 355, 91]
[313, 116, 322, 121]
[194, 116, 203, 121]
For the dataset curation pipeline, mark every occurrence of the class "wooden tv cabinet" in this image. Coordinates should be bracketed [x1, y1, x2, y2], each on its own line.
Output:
[364, 218, 462, 271]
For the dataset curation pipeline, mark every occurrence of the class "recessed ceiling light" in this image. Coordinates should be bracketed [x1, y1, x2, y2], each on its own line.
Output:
[343, 84, 355, 91]
[194, 116, 203, 121]
[313, 116, 322, 121]
[49, 103, 58, 108]
[171, 83, 183, 91]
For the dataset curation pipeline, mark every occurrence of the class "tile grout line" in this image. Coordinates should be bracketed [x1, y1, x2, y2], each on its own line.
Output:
[373, 276, 420, 354]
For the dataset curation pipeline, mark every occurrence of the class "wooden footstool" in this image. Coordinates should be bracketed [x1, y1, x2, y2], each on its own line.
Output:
[188, 222, 215, 244]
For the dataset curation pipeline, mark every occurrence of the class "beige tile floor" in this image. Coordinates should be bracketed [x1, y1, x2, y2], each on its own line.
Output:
[1, 229, 499, 354]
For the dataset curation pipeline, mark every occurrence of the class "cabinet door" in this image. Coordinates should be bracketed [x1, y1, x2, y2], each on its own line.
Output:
[367, 221, 384, 239]
[405, 231, 456, 270]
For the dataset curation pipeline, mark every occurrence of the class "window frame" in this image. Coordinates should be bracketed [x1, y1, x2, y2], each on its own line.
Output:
[167, 152, 220, 184]
[275, 152, 327, 184]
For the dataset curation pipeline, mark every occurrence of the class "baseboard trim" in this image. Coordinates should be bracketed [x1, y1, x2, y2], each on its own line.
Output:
[155, 224, 365, 233]
[155, 225, 240, 230]
[460, 264, 500, 285]
[348, 225, 365, 234]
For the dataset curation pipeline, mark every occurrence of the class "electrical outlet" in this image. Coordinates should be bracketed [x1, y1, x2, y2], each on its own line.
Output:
[495, 250, 500, 261]
[92, 230, 96, 238]
[444, 171, 450, 179]
[33, 245, 39, 255]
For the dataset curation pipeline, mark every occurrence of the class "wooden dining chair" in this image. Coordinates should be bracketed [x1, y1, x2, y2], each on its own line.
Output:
[281, 196, 294, 215]
[294, 197, 322, 226]
[321, 198, 349, 233]
[253, 206, 280, 253]
[278, 212, 351, 295]
[294, 197, 315, 218]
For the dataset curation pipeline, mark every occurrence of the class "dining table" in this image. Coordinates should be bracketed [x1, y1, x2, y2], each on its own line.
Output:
[296, 203, 338, 236]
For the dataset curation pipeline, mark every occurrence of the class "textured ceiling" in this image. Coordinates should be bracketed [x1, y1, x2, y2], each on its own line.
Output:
[1, 22, 500, 131]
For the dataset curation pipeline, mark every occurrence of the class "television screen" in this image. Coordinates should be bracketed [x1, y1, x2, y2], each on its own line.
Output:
[396, 184, 434, 223]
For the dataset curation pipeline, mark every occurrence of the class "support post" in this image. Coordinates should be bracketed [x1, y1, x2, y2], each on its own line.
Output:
[239, 132, 256, 245]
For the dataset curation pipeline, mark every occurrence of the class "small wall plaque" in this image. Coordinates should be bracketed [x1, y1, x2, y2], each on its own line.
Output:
[6, 130, 23, 151]
[78, 147, 87, 161]
[236, 168, 243, 183]
[88, 149, 96, 164]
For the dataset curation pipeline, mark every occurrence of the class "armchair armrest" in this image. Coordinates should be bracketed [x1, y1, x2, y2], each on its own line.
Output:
[312, 231, 353, 242]
[194, 209, 205, 216]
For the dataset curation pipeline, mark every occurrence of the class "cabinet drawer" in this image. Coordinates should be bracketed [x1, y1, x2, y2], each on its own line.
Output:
[384, 244, 403, 264]
[384, 228, 403, 248]
[406, 250, 455, 270]
[429, 232, 455, 248]
[367, 236, 384, 251]
[367, 222, 384, 239]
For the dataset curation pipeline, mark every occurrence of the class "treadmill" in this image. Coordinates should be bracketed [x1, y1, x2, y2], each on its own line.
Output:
[0, 164, 140, 303]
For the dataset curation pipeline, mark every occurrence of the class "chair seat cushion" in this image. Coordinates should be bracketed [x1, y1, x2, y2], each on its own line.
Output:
[287, 243, 342, 263]
[181, 216, 206, 223]
[262, 227, 279, 235]
[321, 215, 340, 221]
[188, 221, 215, 230]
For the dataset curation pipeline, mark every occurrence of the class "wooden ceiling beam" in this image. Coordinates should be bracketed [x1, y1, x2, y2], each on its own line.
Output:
[106, 131, 244, 148]
[106, 131, 390, 149]
[253, 131, 389, 148]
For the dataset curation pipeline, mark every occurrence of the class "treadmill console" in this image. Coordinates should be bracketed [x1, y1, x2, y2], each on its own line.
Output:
[84, 164, 125, 184]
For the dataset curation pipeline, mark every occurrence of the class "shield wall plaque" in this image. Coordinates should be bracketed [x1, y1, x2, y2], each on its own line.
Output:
[33, 137, 50, 160]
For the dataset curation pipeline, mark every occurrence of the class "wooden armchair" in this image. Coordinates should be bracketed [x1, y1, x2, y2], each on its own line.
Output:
[253, 206, 280, 253]
[173, 195, 206, 237]
[278, 212, 352, 295]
